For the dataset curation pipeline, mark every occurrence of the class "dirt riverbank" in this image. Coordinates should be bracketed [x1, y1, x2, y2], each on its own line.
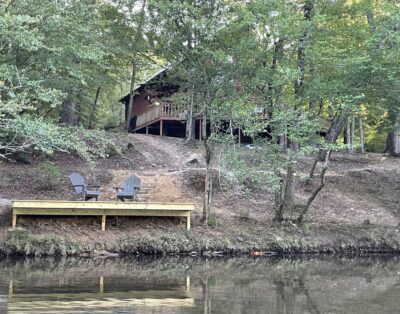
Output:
[0, 134, 399, 256]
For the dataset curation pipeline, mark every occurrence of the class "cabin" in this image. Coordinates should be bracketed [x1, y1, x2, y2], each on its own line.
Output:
[120, 68, 206, 139]
[120, 68, 283, 144]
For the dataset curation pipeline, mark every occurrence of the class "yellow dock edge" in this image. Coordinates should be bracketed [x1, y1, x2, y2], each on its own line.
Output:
[12, 200, 195, 231]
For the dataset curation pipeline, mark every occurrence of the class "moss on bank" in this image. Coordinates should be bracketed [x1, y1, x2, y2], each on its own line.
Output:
[1, 223, 400, 257]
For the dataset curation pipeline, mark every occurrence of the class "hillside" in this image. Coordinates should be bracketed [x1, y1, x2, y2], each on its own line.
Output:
[0, 134, 400, 256]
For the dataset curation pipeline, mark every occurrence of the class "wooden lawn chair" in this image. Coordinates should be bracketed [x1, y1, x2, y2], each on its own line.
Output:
[69, 172, 100, 201]
[115, 175, 141, 202]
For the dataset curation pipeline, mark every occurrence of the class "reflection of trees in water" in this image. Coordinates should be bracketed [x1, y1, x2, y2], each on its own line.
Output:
[1, 256, 400, 313]
[274, 275, 320, 314]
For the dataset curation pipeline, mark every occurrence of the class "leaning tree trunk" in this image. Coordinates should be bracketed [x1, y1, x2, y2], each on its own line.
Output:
[297, 150, 331, 223]
[309, 109, 348, 177]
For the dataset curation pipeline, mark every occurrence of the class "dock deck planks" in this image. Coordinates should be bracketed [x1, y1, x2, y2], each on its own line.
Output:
[12, 200, 195, 231]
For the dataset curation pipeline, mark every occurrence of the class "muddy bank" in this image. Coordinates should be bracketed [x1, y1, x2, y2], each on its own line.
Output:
[1, 223, 400, 257]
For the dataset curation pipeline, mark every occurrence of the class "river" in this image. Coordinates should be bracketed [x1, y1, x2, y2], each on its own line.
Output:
[0, 256, 399, 313]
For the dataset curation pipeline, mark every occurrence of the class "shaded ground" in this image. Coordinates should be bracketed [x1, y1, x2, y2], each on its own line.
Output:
[0, 133, 399, 255]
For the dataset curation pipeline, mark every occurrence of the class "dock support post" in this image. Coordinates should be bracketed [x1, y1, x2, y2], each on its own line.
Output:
[12, 214, 16, 229]
[99, 276, 104, 294]
[160, 120, 163, 136]
[146, 125, 149, 135]
[101, 211, 106, 231]
[186, 214, 191, 231]
[8, 280, 13, 299]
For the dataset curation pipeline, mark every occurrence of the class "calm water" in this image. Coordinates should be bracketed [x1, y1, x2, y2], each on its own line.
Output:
[0, 256, 399, 313]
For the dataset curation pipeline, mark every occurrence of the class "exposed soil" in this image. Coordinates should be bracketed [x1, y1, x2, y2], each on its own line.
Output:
[0, 133, 400, 256]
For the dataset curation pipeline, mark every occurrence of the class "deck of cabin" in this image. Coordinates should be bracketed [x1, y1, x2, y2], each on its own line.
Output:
[131, 100, 204, 138]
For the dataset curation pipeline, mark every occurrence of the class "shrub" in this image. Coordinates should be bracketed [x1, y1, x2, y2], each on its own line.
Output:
[36, 161, 61, 190]
[239, 209, 250, 221]
[0, 116, 122, 163]
[207, 215, 219, 229]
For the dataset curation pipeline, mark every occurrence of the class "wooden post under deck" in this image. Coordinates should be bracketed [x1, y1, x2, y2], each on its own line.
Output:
[12, 214, 16, 229]
[101, 210, 106, 231]
[160, 119, 163, 136]
[99, 276, 104, 294]
[186, 215, 191, 230]
[146, 125, 149, 135]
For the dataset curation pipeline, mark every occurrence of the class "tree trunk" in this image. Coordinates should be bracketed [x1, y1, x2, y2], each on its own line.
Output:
[202, 89, 212, 224]
[295, 0, 314, 98]
[358, 115, 365, 153]
[317, 109, 348, 161]
[310, 109, 348, 177]
[346, 116, 351, 153]
[185, 85, 195, 141]
[350, 114, 355, 153]
[60, 97, 77, 126]
[297, 150, 331, 223]
[88, 87, 100, 129]
[125, 0, 146, 131]
[203, 137, 213, 225]
[281, 160, 295, 219]
[273, 174, 284, 222]
[385, 130, 400, 157]
[126, 63, 136, 131]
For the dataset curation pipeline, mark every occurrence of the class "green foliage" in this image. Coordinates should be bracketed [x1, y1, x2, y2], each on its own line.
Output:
[36, 161, 61, 190]
[207, 215, 219, 229]
[239, 209, 251, 221]
[0, 116, 121, 162]
[5, 229, 84, 256]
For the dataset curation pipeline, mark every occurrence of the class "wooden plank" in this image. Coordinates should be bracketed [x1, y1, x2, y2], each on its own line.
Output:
[13, 201, 195, 211]
[13, 208, 191, 217]
[13, 208, 104, 215]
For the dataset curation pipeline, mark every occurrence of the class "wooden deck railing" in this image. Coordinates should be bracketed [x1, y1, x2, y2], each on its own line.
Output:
[135, 101, 187, 129]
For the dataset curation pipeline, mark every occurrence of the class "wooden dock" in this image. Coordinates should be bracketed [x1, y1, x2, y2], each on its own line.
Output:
[12, 200, 195, 231]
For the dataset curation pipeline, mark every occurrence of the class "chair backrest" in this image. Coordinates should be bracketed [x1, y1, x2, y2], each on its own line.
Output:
[123, 176, 141, 193]
[69, 173, 86, 193]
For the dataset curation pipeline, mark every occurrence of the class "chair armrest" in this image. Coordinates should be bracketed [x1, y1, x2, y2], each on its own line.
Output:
[72, 184, 85, 188]
[115, 187, 123, 192]
[87, 185, 101, 191]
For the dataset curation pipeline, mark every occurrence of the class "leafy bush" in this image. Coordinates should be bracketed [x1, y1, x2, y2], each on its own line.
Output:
[239, 209, 250, 221]
[0, 116, 122, 163]
[207, 215, 219, 229]
[36, 161, 61, 190]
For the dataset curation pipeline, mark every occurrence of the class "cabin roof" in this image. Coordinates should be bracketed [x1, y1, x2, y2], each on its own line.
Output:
[119, 67, 170, 104]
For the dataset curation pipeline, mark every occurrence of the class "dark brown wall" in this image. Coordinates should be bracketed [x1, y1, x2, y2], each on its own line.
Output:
[131, 94, 152, 117]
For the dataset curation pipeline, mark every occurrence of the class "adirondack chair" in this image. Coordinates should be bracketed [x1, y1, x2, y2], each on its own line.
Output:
[69, 172, 100, 201]
[115, 175, 141, 202]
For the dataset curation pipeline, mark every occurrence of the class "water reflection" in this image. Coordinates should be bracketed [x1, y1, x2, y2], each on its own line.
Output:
[0, 256, 399, 313]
